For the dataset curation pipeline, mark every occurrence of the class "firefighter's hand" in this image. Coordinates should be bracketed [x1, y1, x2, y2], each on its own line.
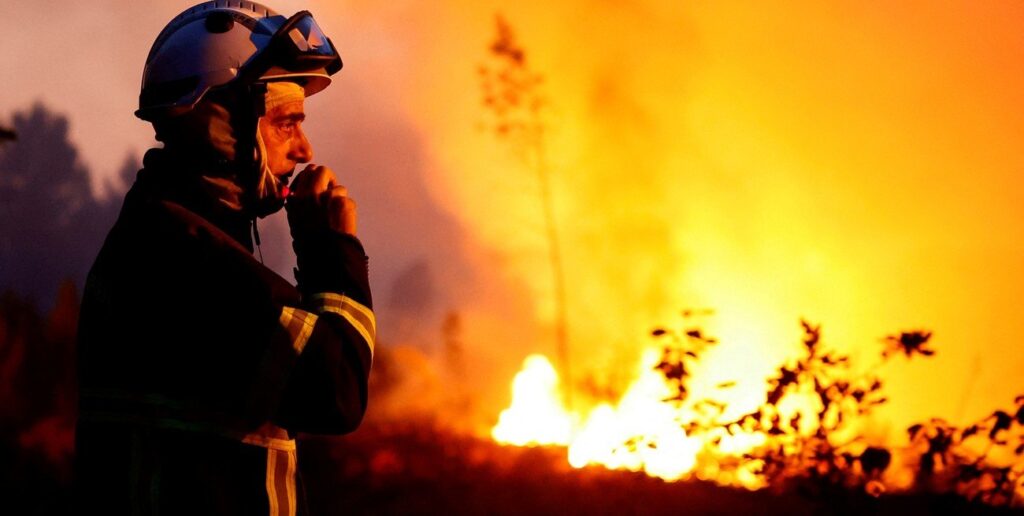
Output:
[286, 164, 358, 236]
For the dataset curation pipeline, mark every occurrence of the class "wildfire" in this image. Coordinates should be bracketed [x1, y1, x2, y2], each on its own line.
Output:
[566, 349, 702, 481]
[489, 324, 1024, 503]
[324, 2, 1024, 505]
[491, 355, 573, 446]
[491, 352, 765, 488]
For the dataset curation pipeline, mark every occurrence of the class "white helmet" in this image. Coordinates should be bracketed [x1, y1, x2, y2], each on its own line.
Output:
[136, 0, 342, 121]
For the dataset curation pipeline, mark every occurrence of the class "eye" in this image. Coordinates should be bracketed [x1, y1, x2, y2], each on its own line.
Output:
[277, 122, 297, 136]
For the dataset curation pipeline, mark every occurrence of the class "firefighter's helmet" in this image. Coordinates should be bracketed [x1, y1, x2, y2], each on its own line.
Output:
[136, 0, 342, 121]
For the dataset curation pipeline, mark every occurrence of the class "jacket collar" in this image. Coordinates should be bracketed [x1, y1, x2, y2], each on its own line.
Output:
[137, 148, 255, 252]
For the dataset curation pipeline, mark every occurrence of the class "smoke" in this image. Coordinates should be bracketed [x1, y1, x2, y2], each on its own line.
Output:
[0, 104, 130, 307]
[318, 0, 1024, 434]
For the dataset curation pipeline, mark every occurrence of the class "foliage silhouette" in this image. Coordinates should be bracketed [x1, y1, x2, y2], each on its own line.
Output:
[641, 314, 1024, 507]
[0, 103, 133, 306]
[650, 312, 719, 405]
[907, 397, 1024, 506]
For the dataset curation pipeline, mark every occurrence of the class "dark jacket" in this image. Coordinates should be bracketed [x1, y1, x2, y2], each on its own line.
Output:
[74, 151, 374, 515]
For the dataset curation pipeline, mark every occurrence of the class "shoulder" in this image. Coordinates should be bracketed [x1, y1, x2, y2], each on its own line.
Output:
[154, 198, 254, 257]
[110, 187, 299, 302]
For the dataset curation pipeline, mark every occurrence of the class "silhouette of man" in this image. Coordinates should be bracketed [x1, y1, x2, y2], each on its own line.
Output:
[74, 2, 375, 514]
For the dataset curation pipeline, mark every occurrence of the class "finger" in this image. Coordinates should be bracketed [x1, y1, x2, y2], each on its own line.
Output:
[326, 184, 349, 198]
[290, 164, 319, 197]
[327, 192, 355, 210]
[310, 166, 338, 197]
[318, 184, 348, 207]
[326, 196, 358, 235]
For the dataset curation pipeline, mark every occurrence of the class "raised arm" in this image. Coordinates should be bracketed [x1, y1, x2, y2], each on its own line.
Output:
[273, 164, 374, 434]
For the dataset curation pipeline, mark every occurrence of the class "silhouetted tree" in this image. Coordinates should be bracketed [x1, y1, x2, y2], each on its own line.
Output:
[0, 103, 127, 307]
[479, 14, 574, 407]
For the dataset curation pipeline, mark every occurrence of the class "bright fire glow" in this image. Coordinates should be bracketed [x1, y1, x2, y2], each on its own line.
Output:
[491, 354, 573, 446]
[493, 352, 774, 487]
[567, 349, 701, 481]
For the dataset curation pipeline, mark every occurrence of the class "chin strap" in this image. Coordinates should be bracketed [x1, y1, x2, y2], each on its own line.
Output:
[230, 82, 267, 218]
[237, 81, 270, 265]
[252, 217, 264, 264]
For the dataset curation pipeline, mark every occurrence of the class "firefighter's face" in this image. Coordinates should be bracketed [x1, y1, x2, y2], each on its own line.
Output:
[259, 100, 313, 183]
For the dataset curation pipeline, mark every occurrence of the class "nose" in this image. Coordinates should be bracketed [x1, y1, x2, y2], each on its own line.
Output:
[289, 126, 313, 164]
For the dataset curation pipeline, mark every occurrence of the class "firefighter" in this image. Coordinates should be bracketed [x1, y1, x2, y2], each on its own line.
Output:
[74, 2, 374, 514]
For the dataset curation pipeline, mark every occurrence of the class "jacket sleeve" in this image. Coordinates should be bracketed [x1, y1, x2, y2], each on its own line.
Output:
[273, 229, 374, 435]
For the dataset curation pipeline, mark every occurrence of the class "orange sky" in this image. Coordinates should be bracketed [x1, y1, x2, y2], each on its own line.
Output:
[4, 0, 1024, 435]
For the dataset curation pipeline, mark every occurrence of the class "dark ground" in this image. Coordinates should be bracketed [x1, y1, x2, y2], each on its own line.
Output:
[296, 421, 1023, 516]
[5, 411, 1024, 515]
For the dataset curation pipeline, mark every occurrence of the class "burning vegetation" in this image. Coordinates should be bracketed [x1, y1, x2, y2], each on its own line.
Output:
[476, 13, 1024, 510]
[490, 313, 1024, 508]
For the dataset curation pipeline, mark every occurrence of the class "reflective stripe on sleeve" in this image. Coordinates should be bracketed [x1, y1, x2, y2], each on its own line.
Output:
[279, 306, 318, 354]
[266, 448, 297, 516]
[309, 292, 376, 358]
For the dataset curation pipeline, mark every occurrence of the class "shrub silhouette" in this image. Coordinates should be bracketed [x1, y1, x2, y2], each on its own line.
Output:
[645, 313, 1024, 506]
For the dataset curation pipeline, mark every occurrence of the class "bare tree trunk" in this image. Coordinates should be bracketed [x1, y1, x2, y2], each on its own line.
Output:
[534, 144, 571, 409]
[481, 14, 573, 408]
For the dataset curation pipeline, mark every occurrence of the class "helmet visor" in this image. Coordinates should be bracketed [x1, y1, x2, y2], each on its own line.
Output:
[272, 11, 342, 74]
[239, 11, 342, 85]
[285, 14, 335, 58]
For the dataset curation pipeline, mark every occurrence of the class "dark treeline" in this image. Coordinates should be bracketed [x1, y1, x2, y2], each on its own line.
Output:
[0, 102, 137, 308]
[0, 285, 78, 514]
[0, 103, 136, 513]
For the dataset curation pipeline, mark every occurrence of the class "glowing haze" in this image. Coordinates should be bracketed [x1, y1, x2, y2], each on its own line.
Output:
[381, 0, 1024, 435]
[3, 1, 1024, 439]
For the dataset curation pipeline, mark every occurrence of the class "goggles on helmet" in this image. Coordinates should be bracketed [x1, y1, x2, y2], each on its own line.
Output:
[236, 10, 342, 87]
[137, 4, 342, 121]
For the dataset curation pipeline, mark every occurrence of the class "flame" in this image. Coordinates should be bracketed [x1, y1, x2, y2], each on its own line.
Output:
[491, 355, 573, 446]
[566, 349, 701, 481]
[493, 352, 774, 487]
